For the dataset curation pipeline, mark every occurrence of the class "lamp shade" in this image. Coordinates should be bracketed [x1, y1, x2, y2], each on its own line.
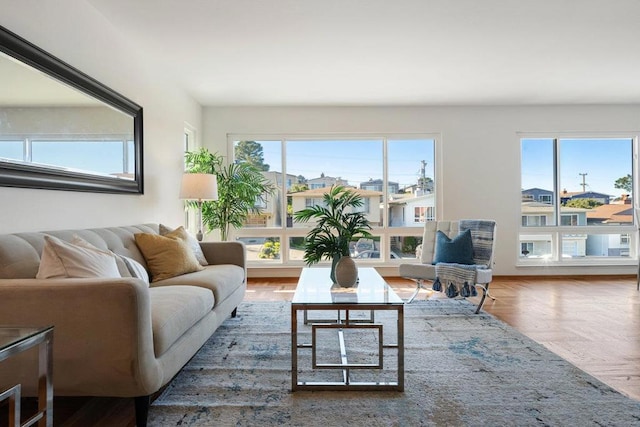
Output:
[179, 173, 218, 201]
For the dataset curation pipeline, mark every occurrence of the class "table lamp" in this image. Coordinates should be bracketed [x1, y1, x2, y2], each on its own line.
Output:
[179, 173, 218, 241]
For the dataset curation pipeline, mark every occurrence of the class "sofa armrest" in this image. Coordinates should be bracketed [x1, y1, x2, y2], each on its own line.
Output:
[0, 277, 161, 397]
[199, 241, 246, 270]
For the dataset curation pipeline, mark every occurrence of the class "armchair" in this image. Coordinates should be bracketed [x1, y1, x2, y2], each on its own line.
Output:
[399, 219, 497, 313]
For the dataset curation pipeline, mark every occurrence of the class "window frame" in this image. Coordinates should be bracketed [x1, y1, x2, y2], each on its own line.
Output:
[518, 132, 638, 266]
[228, 133, 442, 267]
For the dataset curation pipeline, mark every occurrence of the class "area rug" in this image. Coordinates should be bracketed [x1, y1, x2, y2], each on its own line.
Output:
[149, 300, 640, 426]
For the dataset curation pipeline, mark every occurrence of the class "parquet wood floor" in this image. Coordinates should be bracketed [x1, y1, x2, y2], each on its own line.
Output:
[4, 275, 639, 426]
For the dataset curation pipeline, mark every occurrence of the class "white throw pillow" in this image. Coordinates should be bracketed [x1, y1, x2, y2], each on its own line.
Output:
[119, 254, 150, 285]
[70, 236, 129, 276]
[70, 236, 150, 285]
[36, 235, 121, 279]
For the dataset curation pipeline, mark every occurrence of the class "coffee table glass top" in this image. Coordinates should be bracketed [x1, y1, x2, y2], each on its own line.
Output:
[0, 326, 53, 352]
[292, 267, 403, 305]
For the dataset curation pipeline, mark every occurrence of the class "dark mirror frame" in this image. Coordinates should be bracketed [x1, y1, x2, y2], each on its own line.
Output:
[0, 25, 144, 194]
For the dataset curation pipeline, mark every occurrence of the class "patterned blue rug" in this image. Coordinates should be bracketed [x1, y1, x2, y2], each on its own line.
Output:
[149, 300, 640, 426]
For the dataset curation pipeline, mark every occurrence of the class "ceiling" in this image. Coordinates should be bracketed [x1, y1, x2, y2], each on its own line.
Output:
[87, 0, 640, 107]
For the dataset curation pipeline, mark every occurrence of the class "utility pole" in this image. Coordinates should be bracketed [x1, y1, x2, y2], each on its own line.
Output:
[420, 160, 427, 191]
[579, 172, 588, 192]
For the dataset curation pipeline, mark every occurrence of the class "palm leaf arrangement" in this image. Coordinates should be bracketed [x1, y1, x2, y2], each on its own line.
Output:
[293, 185, 372, 267]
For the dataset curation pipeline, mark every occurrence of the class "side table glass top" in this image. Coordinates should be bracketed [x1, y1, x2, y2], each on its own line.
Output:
[292, 267, 403, 305]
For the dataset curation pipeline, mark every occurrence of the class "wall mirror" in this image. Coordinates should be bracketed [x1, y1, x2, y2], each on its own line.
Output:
[0, 25, 143, 194]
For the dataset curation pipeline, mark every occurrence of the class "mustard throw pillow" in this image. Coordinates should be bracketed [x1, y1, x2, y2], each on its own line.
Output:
[134, 233, 204, 282]
[159, 224, 208, 266]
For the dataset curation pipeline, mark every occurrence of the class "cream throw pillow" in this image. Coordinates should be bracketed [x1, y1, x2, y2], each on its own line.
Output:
[134, 232, 204, 282]
[36, 235, 121, 279]
[70, 235, 127, 275]
[119, 255, 150, 284]
[70, 235, 150, 284]
[159, 224, 208, 266]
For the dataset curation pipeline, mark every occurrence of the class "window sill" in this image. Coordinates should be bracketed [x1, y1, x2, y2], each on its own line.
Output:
[517, 258, 638, 268]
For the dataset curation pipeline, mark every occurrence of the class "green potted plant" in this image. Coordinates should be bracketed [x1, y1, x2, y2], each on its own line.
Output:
[185, 148, 275, 241]
[293, 185, 372, 283]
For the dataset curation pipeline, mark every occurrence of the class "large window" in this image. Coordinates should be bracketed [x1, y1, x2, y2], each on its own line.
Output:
[231, 136, 436, 265]
[520, 136, 635, 263]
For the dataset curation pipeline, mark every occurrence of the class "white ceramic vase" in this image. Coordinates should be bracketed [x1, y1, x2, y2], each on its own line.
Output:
[335, 255, 358, 287]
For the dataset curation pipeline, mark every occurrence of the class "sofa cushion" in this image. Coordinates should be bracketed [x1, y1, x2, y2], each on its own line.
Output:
[134, 233, 204, 282]
[154, 265, 244, 305]
[159, 224, 208, 266]
[36, 235, 121, 279]
[149, 285, 214, 357]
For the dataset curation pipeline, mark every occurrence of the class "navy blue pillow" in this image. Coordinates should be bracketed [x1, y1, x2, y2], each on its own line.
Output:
[432, 229, 474, 265]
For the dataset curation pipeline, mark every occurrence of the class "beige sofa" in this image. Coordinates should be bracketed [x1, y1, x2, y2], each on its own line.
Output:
[0, 224, 246, 426]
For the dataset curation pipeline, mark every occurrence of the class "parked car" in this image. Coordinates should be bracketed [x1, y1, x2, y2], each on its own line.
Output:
[353, 238, 375, 256]
[354, 250, 400, 259]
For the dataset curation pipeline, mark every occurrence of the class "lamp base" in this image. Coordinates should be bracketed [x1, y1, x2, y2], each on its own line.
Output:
[196, 230, 203, 242]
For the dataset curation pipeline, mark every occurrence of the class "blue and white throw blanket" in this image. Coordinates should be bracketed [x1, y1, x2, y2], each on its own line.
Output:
[433, 220, 495, 298]
[433, 263, 487, 297]
[460, 219, 495, 266]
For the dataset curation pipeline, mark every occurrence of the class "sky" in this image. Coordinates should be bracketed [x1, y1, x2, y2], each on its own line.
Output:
[521, 138, 633, 198]
[256, 137, 633, 198]
[255, 138, 435, 189]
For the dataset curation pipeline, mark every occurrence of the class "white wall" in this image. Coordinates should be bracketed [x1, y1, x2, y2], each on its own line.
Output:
[0, 0, 200, 233]
[203, 105, 640, 276]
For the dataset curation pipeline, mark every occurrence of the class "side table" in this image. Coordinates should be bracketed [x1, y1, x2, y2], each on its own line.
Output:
[0, 326, 53, 427]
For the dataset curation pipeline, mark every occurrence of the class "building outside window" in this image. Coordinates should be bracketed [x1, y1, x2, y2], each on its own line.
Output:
[521, 242, 534, 256]
[561, 214, 579, 226]
[305, 198, 323, 208]
[414, 206, 434, 223]
[353, 198, 371, 214]
[522, 215, 547, 227]
[520, 136, 635, 263]
[539, 194, 552, 204]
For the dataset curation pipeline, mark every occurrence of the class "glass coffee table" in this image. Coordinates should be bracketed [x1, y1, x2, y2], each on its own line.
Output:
[0, 326, 54, 427]
[291, 267, 404, 391]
